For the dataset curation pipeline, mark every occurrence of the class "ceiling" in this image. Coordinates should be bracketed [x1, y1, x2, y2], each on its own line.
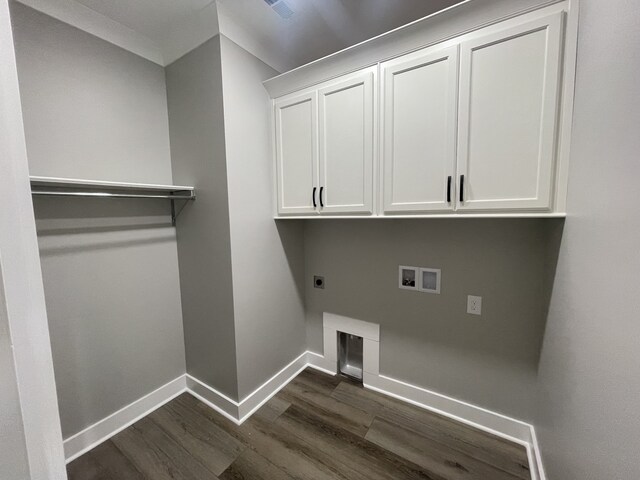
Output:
[216, 0, 464, 72]
[70, 0, 216, 42]
[15, 0, 464, 72]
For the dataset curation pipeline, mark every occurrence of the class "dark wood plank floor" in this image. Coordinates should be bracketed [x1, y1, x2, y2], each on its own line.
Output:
[67, 368, 530, 480]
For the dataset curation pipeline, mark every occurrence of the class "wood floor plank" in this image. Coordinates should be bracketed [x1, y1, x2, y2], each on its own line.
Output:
[366, 417, 524, 480]
[218, 448, 296, 480]
[149, 395, 245, 475]
[276, 377, 374, 437]
[250, 394, 291, 423]
[332, 380, 530, 477]
[296, 368, 342, 392]
[177, 394, 347, 480]
[67, 440, 145, 480]
[277, 403, 444, 480]
[68, 372, 532, 480]
[111, 416, 218, 480]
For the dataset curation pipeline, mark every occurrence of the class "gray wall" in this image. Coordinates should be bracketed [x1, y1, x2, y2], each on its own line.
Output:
[165, 36, 239, 400]
[10, 2, 172, 184]
[305, 219, 562, 422]
[165, 36, 307, 401]
[534, 1, 640, 478]
[12, 3, 186, 439]
[219, 36, 306, 400]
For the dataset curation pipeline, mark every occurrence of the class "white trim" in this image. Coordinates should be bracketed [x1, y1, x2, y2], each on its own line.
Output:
[529, 426, 547, 480]
[62, 351, 317, 461]
[324, 312, 380, 341]
[264, 1, 571, 98]
[237, 351, 309, 422]
[274, 213, 567, 219]
[364, 372, 545, 479]
[184, 376, 241, 426]
[365, 373, 530, 443]
[308, 348, 545, 479]
[307, 349, 338, 375]
[318, 310, 546, 479]
[60, 352, 546, 480]
[29, 175, 194, 193]
[1, 1, 68, 476]
[63, 375, 187, 463]
[322, 313, 380, 379]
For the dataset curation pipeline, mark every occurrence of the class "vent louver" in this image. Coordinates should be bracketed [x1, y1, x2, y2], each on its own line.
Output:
[263, 0, 294, 19]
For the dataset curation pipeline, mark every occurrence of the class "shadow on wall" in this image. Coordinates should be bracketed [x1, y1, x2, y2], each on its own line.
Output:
[31, 196, 187, 438]
[33, 196, 175, 231]
[275, 220, 307, 308]
[303, 218, 564, 419]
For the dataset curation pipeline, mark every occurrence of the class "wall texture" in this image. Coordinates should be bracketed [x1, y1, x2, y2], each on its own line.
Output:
[219, 36, 306, 400]
[11, 3, 186, 439]
[305, 219, 562, 422]
[165, 36, 239, 400]
[534, 1, 640, 478]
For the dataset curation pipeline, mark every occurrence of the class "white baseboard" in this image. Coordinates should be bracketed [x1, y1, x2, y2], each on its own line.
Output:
[62, 351, 313, 462]
[362, 371, 545, 480]
[185, 374, 240, 424]
[308, 348, 544, 480]
[364, 372, 531, 443]
[61, 351, 546, 480]
[237, 351, 309, 422]
[306, 350, 338, 375]
[528, 426, 547, 480]
[63, 375, 187, 463]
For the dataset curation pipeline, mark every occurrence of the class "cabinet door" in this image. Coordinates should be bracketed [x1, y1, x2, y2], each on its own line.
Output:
[318, 69, 375, 214]
[275, 92, 318, 215]
[456, 12, 563, 211]
[382, 45, 459, 213]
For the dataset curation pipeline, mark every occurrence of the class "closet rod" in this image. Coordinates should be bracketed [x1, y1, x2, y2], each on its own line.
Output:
[31, 191, 194, 200]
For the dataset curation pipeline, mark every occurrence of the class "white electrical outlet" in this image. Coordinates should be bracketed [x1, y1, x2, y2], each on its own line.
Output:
[467, 295, 482, 315]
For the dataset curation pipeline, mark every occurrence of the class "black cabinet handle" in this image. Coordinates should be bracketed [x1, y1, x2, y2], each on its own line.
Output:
[312, 187, 317, 208]
[319, 187, 324, 207]
[447, 176, 452, 203]
[459, 175, 465, 203]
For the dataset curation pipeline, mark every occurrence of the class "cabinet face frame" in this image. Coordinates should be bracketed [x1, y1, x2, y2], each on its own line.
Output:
[269, 1, 578, 219]
[317, 68, 376, 215]
[381, 44, 459, 214]
[274, 91, 319, 216]
[455, 11, 565, 212]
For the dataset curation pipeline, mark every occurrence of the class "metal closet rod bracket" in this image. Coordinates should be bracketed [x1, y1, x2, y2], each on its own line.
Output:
[170, 193, 195, 226]
[29, 176, 196, 227]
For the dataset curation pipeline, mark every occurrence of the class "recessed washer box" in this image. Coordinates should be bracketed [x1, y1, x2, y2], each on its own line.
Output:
[399, 266, 418, 290]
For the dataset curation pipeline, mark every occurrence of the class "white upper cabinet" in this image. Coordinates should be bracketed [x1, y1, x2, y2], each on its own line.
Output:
[270, 2, 575, 218]
[381, 45, 459, 213]
[456, 12, 564, 212]
[318, 69, 375, 214]
[275, 92, 318, 215]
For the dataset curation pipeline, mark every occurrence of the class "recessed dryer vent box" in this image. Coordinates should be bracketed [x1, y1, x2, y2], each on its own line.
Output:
[338, 332, 363, 381]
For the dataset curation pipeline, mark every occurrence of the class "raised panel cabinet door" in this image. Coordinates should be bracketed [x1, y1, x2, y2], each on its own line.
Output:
[382, 45, 459, 213]
[275, 92, 318, 215]
[318, 69, 375, 214]
[456, 12, 564, 211]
